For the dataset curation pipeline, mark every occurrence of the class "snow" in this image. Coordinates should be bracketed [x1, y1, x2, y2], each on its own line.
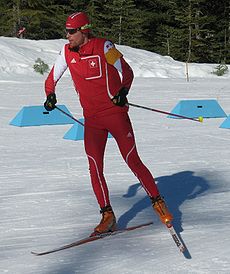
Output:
[0, 36, 230, 273]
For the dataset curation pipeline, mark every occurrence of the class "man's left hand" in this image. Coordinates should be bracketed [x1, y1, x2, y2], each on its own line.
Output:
[111, 87, 129, 107]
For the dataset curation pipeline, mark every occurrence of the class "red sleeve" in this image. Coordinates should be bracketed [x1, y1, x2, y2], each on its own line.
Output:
[103, 40, 134, 91]
[120, 57, 134, 90]
[45, 66, 56, 96]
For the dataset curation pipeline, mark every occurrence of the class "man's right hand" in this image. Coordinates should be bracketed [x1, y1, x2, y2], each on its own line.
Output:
[44, 93, 57, 111]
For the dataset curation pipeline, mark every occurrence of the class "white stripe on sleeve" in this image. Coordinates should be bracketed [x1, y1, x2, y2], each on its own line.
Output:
[53, 45, 68, 82]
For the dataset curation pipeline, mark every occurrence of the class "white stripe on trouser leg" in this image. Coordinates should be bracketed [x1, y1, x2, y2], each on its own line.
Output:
[125, 144, 152, 197]
[87, 154, 107, 206]
[125, 144, 136, 164]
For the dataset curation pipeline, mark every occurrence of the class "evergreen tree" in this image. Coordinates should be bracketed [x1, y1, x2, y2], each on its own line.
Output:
[95, 0, 146, 48]
[0, 0, 68, 39]
[206, 0, 230, 63]
[165, 0, 216, 62]
[0, 0, 229, 63]
[146, 0, 178, 56]
[85, 0, 108, 38]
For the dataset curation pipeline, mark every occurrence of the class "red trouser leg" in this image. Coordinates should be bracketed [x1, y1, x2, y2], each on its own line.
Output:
[84, 124, 110, 208]
[84, 112, 159, 209]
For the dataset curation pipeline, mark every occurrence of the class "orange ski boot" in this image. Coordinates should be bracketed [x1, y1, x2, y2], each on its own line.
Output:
[91, 206, 117, 237]
[152, 195, 173, 224]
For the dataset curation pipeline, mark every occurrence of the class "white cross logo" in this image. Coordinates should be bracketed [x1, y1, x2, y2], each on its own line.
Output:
[90, 60, 96, 67]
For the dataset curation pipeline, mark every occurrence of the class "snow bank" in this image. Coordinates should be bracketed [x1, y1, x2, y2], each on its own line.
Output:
[0, 36, 229, 80]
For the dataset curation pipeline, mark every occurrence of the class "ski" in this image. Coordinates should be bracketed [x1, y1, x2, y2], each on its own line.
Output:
[31, 221, 153, 256]
[165, 222, 186, 253]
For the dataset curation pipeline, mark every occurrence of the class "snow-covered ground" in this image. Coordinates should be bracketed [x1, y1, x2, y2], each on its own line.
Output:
[0, 36, 230, 274]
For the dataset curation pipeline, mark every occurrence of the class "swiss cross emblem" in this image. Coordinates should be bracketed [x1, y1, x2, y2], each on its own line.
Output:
[89, 59, 98, 68]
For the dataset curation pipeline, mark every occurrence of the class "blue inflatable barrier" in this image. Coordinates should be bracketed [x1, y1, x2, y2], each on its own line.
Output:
[9, 105, 75, 127]
[168, 99, 227, 119]
[219, 115, 230, 129]
[63, 118, 113, 141]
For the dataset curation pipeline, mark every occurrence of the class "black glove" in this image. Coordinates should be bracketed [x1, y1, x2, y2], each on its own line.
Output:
[44, 93, 57, 111]
[111, 87, 129, 107]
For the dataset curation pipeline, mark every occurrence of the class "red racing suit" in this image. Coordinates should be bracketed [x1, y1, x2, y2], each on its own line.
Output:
[45, 38, 159, 208]
[45, 38, 133, 118]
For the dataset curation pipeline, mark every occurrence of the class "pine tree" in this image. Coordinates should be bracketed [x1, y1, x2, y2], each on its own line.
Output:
[0, 0, 22, 37]
[0, 0, 229, 63]
[146, 0, 178, 56]
[85, 0, 108, 38]
[94, 0, 146, 48]
[206, 0, 230, 63]
[166, 0, 216, 62]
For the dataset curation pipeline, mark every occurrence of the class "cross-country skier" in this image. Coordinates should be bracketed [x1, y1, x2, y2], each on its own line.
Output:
[44, 11, 173, 236]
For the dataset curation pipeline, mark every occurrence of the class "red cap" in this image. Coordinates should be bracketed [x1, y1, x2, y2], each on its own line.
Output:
[66, 12, 91, 33]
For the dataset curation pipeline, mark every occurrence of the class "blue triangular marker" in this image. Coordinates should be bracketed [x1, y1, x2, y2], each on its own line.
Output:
[168, 99, 227, 119]
[219, 115, 230, 129]
[9, 105, 75, 127]
[63, 118, 113, 141]
[63, 119, 85, 140]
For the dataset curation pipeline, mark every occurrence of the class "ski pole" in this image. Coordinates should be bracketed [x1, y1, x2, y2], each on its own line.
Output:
[55, 106, 84, 126]
[128, 102, 203, 123]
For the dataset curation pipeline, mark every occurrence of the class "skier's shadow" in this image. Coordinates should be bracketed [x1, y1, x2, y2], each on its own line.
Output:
[118, 171, 209, 258]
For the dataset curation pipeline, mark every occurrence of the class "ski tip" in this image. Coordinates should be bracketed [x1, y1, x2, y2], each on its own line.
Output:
[31, 251, 39, 256]
[31, 251, 46, 256]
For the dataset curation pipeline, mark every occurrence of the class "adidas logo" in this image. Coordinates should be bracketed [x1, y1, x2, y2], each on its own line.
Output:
[71, 58, 77, 64]
[127, 132, 133, 138]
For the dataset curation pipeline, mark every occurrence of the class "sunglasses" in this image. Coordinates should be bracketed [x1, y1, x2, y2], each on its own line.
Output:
[66, 24, 92, 35]
[66, 28, 80, 35]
